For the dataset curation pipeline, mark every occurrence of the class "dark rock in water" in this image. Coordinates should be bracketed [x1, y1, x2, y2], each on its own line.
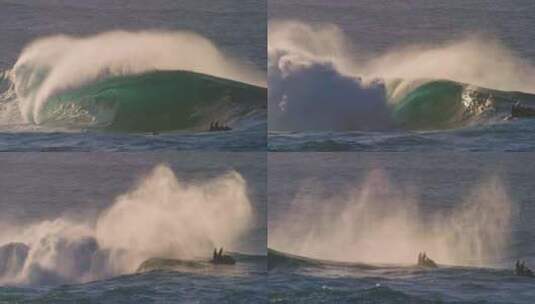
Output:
[211, 254, 236, 265]
[417, 252, 438, 268]
[0, 242, 29, 277]
[211, 248, 236, 265]
[514, 260, 534, 277]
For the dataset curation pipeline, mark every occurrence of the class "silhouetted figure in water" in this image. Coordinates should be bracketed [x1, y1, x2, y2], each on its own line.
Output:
[211, 247, 236, 265]
[209, 121, 232, 132]
[512, 101, 535, 118]
[417, 252, 438, 268]
[515, 260, 534, 277]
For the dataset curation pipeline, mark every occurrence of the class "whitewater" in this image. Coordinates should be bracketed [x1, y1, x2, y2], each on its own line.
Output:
[268, 1, 535, 151]
[268, 152, 535, 304]
[0, 0, 266, 151]
[0, 152, 267, 302]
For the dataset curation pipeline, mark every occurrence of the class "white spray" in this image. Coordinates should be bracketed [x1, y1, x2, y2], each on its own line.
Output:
[268, 21, 535, 130]
[0, 165, 254, 285]
[5, 30, 266, 125]
[270, 170, 514, 267]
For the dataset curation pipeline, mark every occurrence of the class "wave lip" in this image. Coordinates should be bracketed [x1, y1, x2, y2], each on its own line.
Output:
[268, 21, 535, 132]
[4, 30, 267, 132]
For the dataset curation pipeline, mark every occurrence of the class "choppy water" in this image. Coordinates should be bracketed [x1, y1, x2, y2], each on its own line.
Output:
[268, 0, 535, 151]
[268, 153, 535, 303]
[0, 153, 267, 303]
[0, 122, 266, 152]
[2, 264, 267, 304]
[269, 120, 535, 152]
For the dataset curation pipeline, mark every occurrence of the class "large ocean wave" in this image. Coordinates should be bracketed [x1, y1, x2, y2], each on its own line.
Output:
[268, 21, 535, 131]
[0, 165, 254, 286]
[0, 30, 266, 132]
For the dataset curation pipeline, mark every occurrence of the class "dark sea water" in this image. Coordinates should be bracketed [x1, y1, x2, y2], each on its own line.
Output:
[0, 0, 266, 151]
[269, 120, 535, 152]
[268, 0, 535, 151]
[268, 153, 535, 303]
[0, 153, 267, 303]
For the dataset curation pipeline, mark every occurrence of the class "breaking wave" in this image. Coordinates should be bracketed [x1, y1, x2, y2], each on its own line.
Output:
[0, 30, 266, 132]
[0, 165, 254, 286]
[268, 21, 535, 131]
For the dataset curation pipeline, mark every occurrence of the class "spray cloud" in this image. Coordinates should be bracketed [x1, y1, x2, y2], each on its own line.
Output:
[270, 170, 513, 267]
[0, 164, 253, 286]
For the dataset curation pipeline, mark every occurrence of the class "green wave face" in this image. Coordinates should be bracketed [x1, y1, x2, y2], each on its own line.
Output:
[41, 70, 266, 132]
[391, 80, 535, 130]
[391, 80, 469, 130]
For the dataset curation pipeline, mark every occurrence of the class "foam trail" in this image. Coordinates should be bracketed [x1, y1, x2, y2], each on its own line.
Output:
[8, 30, 266, 125]
[270, 170, 514, 267]
[0, 165, 254, 286]
[268, 21, 535, 131]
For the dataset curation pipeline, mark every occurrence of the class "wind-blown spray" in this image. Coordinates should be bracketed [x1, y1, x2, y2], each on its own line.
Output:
[2, 30, 266, 127]
[268, 21, 535, 131]
[0, 165, 254, 286]
[271, 170, 513, 267]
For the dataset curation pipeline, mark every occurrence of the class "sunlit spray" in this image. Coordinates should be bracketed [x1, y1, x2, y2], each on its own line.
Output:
[268, 21, 535, 130]
[0, 165, 254, 285]
[3, 30, 265, 125]
[271, 170, 514, 267]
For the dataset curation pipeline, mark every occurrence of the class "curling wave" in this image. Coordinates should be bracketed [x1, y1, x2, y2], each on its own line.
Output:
[390, 79, 535, 130]
[1, 30, 266, 132]
[268, 21, 535, 131]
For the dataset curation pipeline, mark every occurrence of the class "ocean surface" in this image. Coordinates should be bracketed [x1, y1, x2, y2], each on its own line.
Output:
[268, 0, 535, 151]
[268, 153, 535, 303]
[0, 153, 267, 303]
[0, 0, 267, 151]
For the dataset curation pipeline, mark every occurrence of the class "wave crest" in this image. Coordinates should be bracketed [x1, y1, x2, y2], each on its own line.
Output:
[3, 30, 266, 131]
[268, 21, 535, 131]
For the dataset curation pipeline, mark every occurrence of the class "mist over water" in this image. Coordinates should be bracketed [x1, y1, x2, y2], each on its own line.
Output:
[0, 1, 267, 152]
[269, 21, 535, 91]
[270, 169, 513, 267]
[4, 30, 265, 126]
[268, 21, 535, 131]
[0, 164, 254, 286]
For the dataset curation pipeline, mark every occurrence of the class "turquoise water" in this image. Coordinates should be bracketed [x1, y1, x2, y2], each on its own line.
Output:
[39, 70, 266, 132]
[0, 0, 266, 151]
[268, 0, 535, 151]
